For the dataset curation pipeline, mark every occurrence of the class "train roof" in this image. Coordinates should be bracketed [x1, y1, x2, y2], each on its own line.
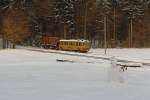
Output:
[59, 39, 90, 42]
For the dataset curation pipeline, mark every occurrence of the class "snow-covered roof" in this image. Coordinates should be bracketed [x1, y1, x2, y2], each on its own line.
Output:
[59, 39, 90, 42]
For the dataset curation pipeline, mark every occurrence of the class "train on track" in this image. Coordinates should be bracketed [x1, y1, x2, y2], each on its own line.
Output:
[41, 36, 91, 53]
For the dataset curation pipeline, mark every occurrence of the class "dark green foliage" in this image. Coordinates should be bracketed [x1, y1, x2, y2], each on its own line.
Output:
[54, 0, 76, 34]
[0, 0, 10, 8]
[120, 0, 145, 19]
[0, 0, 150, 47]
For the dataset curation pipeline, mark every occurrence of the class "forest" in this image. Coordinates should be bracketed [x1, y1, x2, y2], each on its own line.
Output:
[0, 0, 150, 48]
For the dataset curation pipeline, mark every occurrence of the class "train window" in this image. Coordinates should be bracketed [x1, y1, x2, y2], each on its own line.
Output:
[77, 42, 79, 46]
[82, 43, 84, 46]
[79, 42, 81, 46]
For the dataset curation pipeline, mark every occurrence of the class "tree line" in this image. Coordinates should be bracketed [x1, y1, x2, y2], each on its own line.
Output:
[0, 0, 150, 48]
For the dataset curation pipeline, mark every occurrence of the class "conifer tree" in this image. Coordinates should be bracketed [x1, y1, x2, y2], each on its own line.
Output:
[54, 0, 75, 39]
[120, 0, 145, 47]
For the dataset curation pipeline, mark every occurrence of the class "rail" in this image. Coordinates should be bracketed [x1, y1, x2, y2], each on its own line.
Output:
[18, 46, 150, 66]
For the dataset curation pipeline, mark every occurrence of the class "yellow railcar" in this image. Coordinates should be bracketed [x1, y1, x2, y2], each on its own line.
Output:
[59, 40, 91, 52]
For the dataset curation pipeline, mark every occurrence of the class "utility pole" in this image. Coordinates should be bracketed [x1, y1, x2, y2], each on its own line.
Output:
[129, 18, 133, 48]
[84, 2, 87, 39]
[130, 18, 133, 48]
[104, 16, 107, 55]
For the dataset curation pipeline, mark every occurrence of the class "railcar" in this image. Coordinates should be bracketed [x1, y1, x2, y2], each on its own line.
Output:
[41, 36, 60, 49]
[41, 36, 91, 52]
[59, 40, 91, 52]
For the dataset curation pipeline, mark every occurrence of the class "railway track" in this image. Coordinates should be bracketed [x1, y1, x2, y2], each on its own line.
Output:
[18, 46, 150, 66]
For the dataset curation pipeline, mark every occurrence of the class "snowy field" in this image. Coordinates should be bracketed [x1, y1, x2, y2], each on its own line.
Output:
[89, 48, 150, 60]
[0, 49, 150, 100]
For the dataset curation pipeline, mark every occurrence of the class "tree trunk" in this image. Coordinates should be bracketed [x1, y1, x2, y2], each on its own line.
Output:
[12, 43, 15, 48]
[2, 34, 6, 49]
[113, 6, 116, 40]
[84, 2, 87, 39]
[104, 16, 107, 55]
[64, 24, 67, 39]
[12, 39, 16, 49]
[130, 18, 133, 47]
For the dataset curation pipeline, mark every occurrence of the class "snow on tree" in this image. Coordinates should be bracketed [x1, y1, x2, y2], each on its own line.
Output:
[96, 0, 112, 16]
[54, 0, 76, 39]
[120, 0, 144, 19]
[95, 0, 112, 48]
[119, 0, 145, 47]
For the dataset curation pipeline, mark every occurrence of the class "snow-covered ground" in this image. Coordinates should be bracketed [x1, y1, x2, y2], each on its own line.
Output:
[0, 49, 150, 100]
[89, 48, 150, 60]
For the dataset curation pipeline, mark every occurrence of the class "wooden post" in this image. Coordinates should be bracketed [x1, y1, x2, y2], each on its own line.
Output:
[104, 16, 107, 55]
[130, 18, 133, 48]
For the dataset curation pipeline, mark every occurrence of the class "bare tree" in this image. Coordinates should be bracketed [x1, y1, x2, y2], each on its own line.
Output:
[1, 0, 31, 47]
